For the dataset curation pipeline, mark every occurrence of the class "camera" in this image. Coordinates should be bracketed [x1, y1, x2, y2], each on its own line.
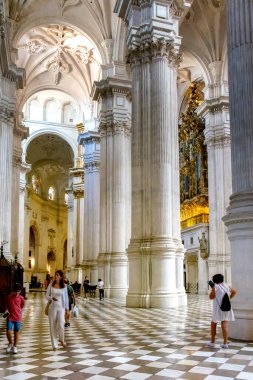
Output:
[3, 311, 10, 318]
[208, 280, 215, 288]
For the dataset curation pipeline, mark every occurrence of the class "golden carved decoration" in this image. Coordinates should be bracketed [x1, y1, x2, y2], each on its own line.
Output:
[179, 82, 209, 228]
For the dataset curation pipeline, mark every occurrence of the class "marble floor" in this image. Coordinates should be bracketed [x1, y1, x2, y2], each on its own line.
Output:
[0, 292, 252, 380]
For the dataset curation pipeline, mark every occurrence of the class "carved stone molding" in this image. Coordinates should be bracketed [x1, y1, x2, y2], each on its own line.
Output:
[205, 135, 231, 149]
[99, 121, 131, 138]
[127, 38, 182, 68]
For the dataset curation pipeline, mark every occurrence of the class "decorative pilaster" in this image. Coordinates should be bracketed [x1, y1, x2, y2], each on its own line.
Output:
[91, 75, 131, 300]
[197, 61, 232, 284]
[78, 130, 100, 285]
[223, 1, 253, 340]
[116, 0, 190, 308]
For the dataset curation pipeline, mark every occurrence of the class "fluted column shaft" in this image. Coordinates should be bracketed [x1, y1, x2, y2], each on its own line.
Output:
[92, 77, 131, 301]
[0, 117, 13, 258]
[224, 0, 253, 340]
[79, 131, 100, 284]
[120, 0, 188, 308]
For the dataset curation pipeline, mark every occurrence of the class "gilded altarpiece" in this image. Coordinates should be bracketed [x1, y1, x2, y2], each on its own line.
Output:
[179, 83, 209, 228]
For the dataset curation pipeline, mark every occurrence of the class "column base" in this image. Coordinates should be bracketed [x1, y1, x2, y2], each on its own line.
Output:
[98, 252, 128, 302]
[229, 313, 253, 341]
[126, 237, 186, 308]
[126, 292, 187, 308]
[223, 191, 253, 341]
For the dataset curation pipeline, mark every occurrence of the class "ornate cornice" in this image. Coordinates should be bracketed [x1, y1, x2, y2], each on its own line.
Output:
[91, 77, 131, 101]
[99, 121, 131, 138]
[127, 38, 182, 68]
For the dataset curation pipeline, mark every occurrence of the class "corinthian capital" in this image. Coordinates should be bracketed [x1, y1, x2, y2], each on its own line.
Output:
[127, 38, 182, 67]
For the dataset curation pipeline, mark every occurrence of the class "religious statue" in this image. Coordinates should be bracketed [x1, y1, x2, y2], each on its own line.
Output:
[198, 232, 209, 259]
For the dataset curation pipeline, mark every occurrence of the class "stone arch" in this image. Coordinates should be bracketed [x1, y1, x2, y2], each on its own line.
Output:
[22, 129, 78, 160]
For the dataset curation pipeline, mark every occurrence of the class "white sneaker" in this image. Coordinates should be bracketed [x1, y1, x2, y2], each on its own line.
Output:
[221, 343, 229, 349]
[12, 346, 18, 354]
[6, 344, 12, 353]
[206, 342, 215, 348]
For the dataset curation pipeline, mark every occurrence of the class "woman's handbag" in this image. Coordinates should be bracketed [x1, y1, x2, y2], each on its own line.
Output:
[45, 300, 51, 316]
[45, 286, 52, 316]
[72, 304, 78, 318]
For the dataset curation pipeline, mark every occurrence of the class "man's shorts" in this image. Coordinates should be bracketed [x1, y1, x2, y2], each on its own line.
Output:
[7, 320, 22, 332]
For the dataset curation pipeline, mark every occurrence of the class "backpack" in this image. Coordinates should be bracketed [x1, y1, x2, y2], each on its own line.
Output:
[220, 292, 231, 311]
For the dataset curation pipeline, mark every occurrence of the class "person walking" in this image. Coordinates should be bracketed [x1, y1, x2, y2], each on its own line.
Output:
[98, 279, 104, 301]
[83, 276, 90, 300]
[4, 283, 25, 354]
[207, 273, 236, 348]
[64, 279, 75, 327]
[46, 270, 69, 350]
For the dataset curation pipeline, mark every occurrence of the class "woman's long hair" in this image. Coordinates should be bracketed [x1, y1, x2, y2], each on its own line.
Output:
[52, 270, 65, 288]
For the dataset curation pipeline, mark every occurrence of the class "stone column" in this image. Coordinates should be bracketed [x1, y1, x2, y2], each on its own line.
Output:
[116, 0, 189, 308]
[78, 131, 100, 284]
[92, 75, 131, 300]
[12, 122, 29, 255]
[197, 61, 232, 283]
[18, 160, 31, 267]
[223, 0, 253, 340]
[0, 9, 25, 260]
[70, 125, 84, 272]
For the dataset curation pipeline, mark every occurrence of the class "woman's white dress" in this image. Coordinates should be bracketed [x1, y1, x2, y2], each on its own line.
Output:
[212, 283, 235, 323]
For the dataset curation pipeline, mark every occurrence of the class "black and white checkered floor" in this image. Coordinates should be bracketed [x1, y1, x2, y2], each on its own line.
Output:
[0, 292, 253, 380]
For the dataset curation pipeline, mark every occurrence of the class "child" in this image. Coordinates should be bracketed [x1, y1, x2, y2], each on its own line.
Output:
[4, 283, 25, 354]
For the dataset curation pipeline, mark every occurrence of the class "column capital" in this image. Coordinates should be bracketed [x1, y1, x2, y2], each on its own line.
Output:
[115, 0, 191, 67]
[99, 121, 131, 138]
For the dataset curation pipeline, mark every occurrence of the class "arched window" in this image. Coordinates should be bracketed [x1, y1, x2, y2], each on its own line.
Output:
[63, 103, 76, 124]
[29, 99, 43, 120]
[48, 186, 56, 201]
[45, 100, 60, 123]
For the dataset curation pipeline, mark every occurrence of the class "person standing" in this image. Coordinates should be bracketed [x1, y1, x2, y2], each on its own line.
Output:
[46, 270, 69, 350]
[98, 279, 104, 301]
[5, 283, 25, 354]
[83, 276, 90, 300]
[207, 273, 236, 348]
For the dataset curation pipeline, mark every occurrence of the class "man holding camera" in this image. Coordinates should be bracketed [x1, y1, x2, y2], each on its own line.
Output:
[207, 274, 236, 349]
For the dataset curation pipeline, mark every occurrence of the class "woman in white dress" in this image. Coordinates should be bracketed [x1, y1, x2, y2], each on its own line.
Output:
[207, 273, 236, 348]
[46, 270, 69, 350]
